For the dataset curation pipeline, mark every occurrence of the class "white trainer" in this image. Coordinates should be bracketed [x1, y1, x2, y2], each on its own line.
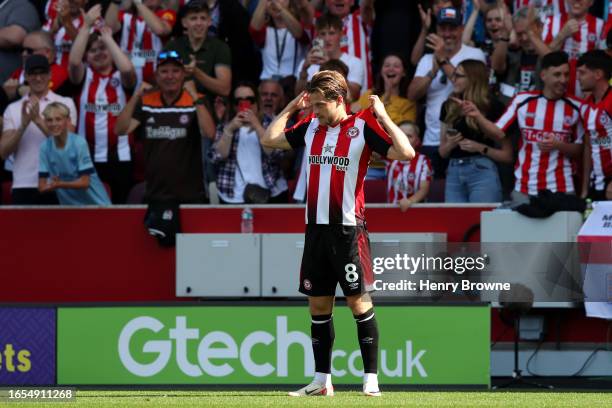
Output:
[288, 381, 334, 397]
[363, 384, 382, 397]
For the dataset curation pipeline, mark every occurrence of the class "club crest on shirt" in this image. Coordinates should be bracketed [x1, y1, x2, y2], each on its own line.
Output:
[563, 116, 575, 127]
[588, 33, 597, 43]
[109, 78, 121, 88]
[179, 114, 189, 125]
[346, 126, 360, 138]
[303, 279, 312, 290]
[600, 113, 610, 126]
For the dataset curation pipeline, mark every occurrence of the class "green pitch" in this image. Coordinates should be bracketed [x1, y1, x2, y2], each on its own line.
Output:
[13, 390, 612, 408]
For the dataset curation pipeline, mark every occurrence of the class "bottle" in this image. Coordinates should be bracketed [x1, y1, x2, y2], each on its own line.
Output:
[583, 198, 593, 221]
[241, 208, 254, 233]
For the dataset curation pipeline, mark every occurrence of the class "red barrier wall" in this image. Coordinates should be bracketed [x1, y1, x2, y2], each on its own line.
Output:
[0, 205, 488, 303]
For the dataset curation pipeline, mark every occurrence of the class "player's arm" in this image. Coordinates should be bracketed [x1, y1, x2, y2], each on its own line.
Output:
[262, 92, 309, 150]
[369, 95, 415, 161]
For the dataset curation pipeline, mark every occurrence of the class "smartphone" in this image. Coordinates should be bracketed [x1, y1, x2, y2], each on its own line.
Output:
[238, 100, 252, 113]
[447, 128, 458, 136]
[311, 38, 325, 58]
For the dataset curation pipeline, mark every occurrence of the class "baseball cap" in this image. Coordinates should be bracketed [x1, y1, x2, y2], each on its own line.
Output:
[24, 54, 50, 74]
[437, 7, 463, 27]
[157, 50, 184, 67]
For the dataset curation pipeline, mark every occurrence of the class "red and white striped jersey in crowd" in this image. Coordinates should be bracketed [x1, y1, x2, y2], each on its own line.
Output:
[43, 15, 85, 68]
[542, 14, 605, 96]
[117, 9, 176, 85]
[77, 67, 130, 163]
[512, 0, 567, 21]
[385, 154, 432, 204]
[496, 91, 584, 195]
[284, 109, 392, 225]
[581, 88, 612, 191]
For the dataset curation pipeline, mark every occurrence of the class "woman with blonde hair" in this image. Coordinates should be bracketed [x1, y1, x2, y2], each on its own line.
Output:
[439, 59, 512, 202]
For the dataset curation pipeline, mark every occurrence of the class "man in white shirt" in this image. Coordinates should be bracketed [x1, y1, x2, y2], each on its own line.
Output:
[408, 7, 486, 178]
[295, 13, 364, 101]
[0, 55, 77, 204]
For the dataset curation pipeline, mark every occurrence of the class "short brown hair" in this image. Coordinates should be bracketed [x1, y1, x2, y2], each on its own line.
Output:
[307, 70, 348, 101]
[315, 13, 343, 32]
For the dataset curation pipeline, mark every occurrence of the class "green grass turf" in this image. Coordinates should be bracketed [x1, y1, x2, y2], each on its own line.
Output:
[10, 390, 612, 408]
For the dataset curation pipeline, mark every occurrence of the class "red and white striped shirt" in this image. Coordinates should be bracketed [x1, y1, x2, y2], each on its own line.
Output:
[313, 9, 372, 90]
[43, 15, 84, 68]
[77, 67, 130, 163]
[496, 91, 584, 195]
[512, 0, 567, 21]
[581, 88, 612, 191]
[44, 0, 59, 25]
[285, 109, 392, 225]
[118, 9, 176, 86]
[385, 154, 432, 204]
[542, 14, 605, 97]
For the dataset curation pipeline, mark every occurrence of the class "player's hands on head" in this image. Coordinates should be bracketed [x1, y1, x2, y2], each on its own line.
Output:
[289, 91, 309, 112]
[369, 95, 387, 119]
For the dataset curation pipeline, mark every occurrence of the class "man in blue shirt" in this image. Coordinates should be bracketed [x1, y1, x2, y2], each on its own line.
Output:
[38, 102, 110, 205]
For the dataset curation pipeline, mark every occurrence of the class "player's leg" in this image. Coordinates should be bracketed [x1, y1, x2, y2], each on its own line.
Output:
[346, 292, 381, 397]
[333, 224, 381, 396]
[290, 226, 337, 397]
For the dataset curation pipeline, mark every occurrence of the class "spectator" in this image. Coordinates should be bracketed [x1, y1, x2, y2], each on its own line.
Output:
[250, 0, 308, 95]
[3, 30, 71, 101]
[577, 50, 612, 201]
[494, 6, 550, 100]
[511, 0, 569, 21]
[353, 54, 416, 125]
[211, 82, 289, 204]
[105, 0, 177, 87]
[410, 0, 453, 67]
[259, 78, 285, 120]
[0, 55, 77, 205]
[439, 59, 512, 203]
[115, 50, 215, 204]
[386, 121, 432, 211]
[295, 13, 364, 101]
[301, 0, 374, 89]
[542, 0, 605, 97]
[0, 0, 40, 84]
[491, 51, 584, 201]
[408, 7, 486, 179]
[38, 101, 110, 205]
[43, 0, 86, 69]
[69, 4, 137, 204]
[164, 1, 231, 98]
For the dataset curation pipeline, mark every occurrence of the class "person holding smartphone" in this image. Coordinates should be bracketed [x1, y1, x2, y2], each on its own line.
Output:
[439, 59, 512, 203]
[210, 82, 288, 204]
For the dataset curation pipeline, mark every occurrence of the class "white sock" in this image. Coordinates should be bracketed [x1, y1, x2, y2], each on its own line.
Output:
[363, 373, 379, 390]
[314, 372, 332, 387]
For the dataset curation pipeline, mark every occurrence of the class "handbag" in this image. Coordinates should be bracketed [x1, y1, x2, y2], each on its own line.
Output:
[236, 160, 271, 204]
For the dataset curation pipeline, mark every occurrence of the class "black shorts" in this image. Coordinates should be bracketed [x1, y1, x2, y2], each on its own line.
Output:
[299, 223, 375, 297]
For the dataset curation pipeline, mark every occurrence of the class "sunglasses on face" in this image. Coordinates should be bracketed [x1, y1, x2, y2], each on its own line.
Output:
[234, 96, 256, 104]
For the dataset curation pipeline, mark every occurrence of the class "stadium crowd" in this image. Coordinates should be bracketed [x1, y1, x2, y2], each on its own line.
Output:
[0, 0, 611, 208]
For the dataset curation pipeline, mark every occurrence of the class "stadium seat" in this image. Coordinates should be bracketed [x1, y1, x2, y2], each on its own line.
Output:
[127, 182, 145, 204]
[1, 181, 11, 205]
[364, 179, 387, 203]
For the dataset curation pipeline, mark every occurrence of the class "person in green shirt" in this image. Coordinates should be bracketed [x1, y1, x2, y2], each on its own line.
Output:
[164, 1, 231, 98]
